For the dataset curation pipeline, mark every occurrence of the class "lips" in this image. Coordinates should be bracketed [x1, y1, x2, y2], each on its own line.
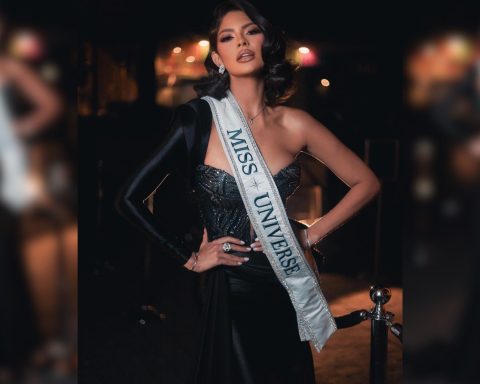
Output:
[237, 49, 255, 62]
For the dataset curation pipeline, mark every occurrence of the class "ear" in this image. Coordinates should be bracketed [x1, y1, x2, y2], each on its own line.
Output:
[211, 51, 223, 68]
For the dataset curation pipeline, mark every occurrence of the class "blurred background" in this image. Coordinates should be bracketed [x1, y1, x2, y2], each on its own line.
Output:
[0, 1, 77, 383]
[0, 0, 478, 383]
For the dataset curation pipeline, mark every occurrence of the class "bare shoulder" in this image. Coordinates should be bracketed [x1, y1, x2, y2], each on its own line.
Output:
[271, 105, 328, 147]
[274, 105, 323, 128]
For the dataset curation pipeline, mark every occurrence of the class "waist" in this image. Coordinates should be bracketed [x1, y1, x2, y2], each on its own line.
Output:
[222, 249, 281, 283]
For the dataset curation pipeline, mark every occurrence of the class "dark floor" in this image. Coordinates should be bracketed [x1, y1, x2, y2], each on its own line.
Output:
[79, 272, 403, 384]
[314, 274, 403, 384]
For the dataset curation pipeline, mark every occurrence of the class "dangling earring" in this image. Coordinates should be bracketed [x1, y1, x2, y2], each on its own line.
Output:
[218, 64, 225, 74]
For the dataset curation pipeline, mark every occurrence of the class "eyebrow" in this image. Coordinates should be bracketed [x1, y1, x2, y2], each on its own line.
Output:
[219, 22, 256, 34]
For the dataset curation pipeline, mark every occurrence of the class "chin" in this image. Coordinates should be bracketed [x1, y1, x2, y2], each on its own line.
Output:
[231, 63, 265, 77]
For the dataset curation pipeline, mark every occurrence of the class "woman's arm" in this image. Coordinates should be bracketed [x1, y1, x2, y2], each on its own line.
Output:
[2, 57, 63, 137]
[115, 104, 198, 268]
[287, 108, 381, 246]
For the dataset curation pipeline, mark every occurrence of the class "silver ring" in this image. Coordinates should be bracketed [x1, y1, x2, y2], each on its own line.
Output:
[222, 242, 232, 252]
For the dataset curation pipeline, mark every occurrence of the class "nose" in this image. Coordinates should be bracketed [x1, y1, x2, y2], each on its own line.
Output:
[237, 39, 248, 47]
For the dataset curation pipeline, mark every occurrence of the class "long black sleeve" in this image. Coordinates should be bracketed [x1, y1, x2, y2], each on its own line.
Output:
[115, 104, 197, 267]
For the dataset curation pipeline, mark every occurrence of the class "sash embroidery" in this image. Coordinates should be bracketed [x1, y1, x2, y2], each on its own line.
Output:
[201, 90, 337, 352]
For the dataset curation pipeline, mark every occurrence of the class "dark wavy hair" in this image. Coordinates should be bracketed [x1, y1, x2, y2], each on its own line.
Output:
[193, 0, 298, 107]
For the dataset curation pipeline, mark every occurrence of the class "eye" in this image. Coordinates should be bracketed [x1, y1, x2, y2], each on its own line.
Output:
[219, 35, 233, 43]
[247, 28, 261, 35]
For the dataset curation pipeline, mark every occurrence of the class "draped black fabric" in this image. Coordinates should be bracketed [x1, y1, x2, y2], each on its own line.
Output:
[188, 266, 316, 384]
[190, 268, 234, 383]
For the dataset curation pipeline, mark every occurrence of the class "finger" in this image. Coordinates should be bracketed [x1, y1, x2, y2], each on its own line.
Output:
[200, 227, 209, 246]
[213, 236, 246, 246]
[220, 253, 250, 265]
[217, 243, 251, 253]
[249, 240, 263, 251]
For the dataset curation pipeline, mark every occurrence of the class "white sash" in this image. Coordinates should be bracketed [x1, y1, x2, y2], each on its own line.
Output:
[0, 83, 34, 211]
[202, 90, 337, 352]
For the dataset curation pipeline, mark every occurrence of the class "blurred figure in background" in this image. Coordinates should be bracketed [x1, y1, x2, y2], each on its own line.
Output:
[0, 14, 65, 382]
[405, 29, 480, 382]
[431, 33, 480, 383]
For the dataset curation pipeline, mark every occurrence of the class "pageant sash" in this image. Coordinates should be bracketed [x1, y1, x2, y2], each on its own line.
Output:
[201, 90, 337, 352]
[0, 83, 34, 211]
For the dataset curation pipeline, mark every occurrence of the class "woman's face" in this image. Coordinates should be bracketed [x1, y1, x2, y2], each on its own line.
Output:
[212, 10, 265, 77]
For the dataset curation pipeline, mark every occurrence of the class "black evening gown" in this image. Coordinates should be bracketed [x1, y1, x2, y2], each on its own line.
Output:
[190, 159, 316, 384]
[116, 99, 319, 384]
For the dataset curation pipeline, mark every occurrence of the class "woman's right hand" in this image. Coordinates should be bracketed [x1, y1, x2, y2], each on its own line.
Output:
[188, 228, 251, 273]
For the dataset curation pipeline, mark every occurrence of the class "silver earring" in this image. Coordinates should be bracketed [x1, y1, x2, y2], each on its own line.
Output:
[218, 64, 225, 74]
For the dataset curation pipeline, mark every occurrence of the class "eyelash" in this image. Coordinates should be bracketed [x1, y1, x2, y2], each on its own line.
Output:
[219, 28, 262, 43]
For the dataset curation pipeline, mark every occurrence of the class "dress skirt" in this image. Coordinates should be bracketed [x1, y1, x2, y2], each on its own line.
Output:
[188, 257, 316, 384]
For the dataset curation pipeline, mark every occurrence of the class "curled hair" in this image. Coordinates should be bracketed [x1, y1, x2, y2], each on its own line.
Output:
[193, 0, 298, 107]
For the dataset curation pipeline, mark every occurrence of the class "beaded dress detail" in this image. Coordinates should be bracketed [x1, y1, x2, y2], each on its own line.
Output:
[193, 159, 301, 275]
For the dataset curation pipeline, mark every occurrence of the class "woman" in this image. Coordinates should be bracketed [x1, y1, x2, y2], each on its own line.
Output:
[117, 1, 381, 383]
[0, 18, 63, 378]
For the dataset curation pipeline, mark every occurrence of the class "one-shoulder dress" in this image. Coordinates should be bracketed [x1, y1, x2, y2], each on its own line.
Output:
[190, 159, 316, 384]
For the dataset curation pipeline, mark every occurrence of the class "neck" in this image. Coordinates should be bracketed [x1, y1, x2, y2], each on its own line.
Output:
[228, 76, 265, 118]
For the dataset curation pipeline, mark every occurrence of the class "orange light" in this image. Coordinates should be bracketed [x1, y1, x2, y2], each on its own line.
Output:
[198, 40, 209, 47]
[320, 78, 330, 87]
[298, 47, 310, 54]
[172, 47, 182, 54]
[185, 56, 195, 63]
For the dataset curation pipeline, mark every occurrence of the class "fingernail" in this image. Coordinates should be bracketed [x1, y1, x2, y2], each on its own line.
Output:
[253, 247, 258, 251]
[240, 240, 245, 244]
[245, 247, 251, 251]
[244, 257, 250, 261]
[255, 237, 259, 241]
[250, 243, 255, 248]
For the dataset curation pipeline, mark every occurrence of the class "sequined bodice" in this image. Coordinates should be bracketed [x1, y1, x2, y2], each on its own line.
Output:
[193, 160, 301, 274]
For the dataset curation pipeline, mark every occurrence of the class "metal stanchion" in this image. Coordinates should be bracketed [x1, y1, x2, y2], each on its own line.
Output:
[333, 285, 402, 384]
[368, 286, 390, 384]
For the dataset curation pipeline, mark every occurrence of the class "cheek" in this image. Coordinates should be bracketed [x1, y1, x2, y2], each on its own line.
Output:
[253, 35, 265, 58]
[217, 44, 236, 65]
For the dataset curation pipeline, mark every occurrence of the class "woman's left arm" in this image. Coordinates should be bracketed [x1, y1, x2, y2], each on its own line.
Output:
[289, 108, 381, 247]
